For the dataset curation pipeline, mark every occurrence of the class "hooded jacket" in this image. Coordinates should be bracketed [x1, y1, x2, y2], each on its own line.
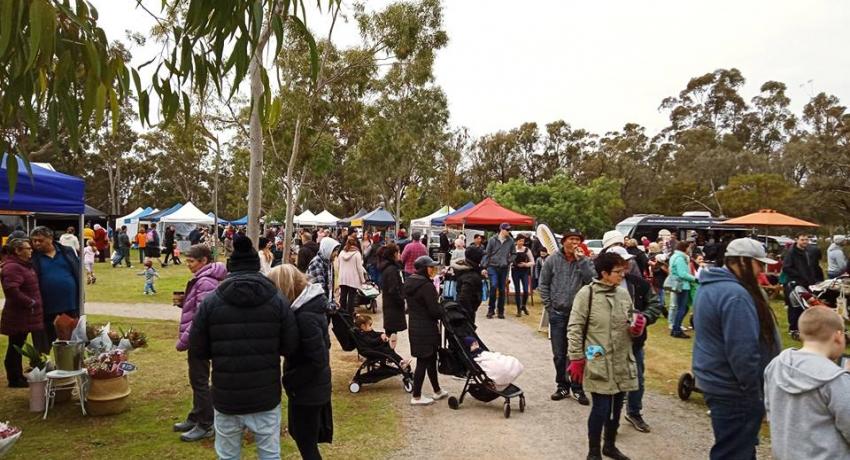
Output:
[452, 259, 483, 320]
[764, 349, 850, 460]
[692, 267, 781, 399]
[404, 273, 442, 358]
[283, 283, 332, 406]
[537, 250, 596, 315]
[189, 270, 299, 415]
[379, 259, 407, 332]
[176, 262, 227, 351]
[827, 243, 847, 276]
[338, 248, 365, 288]
[307, 238, 340, 309]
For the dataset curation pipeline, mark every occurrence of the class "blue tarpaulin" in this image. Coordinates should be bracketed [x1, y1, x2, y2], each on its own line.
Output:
[0, 155, 85, 214]
[230, 215, 248, 225]
[207, 212, 230, 225]
[125, 207, 154, 224]
[430, 201, 475, 226]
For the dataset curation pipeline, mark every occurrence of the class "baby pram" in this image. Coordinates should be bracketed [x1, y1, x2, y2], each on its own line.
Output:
[356, 280, 380, 313]
[330, 309, 413, 394]
[791, 275, 850, 318]
[438, 301, 525, 418]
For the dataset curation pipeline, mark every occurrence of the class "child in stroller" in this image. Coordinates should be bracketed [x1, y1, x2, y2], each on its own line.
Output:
[330, 310, 414, 394]
[354, 314, 411, 371]
[463, 337, 524, 391]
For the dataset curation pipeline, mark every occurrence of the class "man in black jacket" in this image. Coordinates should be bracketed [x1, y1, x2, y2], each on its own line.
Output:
[189, 234, 299, 455]
[297, 232, 320, 273]
[783, 233, 820, 339]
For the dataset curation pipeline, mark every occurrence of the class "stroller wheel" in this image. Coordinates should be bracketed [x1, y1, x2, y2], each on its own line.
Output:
[503, 401, 511, 419]
[448, 396, 459, 410]
[349, 382, 361, 394]
[370, 299, 378, 313]
[402, 378, 413, 394]
[519, 395, 526, 413]
[677, 373, 694, 401]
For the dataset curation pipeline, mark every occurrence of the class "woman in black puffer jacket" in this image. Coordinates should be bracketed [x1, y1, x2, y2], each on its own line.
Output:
[378, 243, 406, 339]
[267, 264, 332, 460]
[403, 256, 447, 406]
[452, 246, 484, 324]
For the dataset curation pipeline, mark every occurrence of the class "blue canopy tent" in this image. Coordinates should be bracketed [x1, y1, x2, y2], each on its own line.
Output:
[337, 208, 367, 228]
[143, 203, 183, 223]
[354, 207, 397, 227]
[430, 201, 475, 226]
[230, 215, 248, 226]
[0, 155, 87, 312]
[207, 212, 230, 225]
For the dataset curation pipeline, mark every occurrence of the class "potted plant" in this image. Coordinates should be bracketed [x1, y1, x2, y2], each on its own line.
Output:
[12, 343, 51, 412]
[84, 350, 132, 416]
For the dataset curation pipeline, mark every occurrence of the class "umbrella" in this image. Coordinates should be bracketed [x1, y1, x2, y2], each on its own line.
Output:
[722, 209, 818, 228]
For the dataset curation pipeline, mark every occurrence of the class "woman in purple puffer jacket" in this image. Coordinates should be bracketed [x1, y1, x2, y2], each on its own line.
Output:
[172, 244, 228, 442]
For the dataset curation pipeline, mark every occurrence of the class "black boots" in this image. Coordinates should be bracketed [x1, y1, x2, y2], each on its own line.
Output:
[602, 429, 631, 460]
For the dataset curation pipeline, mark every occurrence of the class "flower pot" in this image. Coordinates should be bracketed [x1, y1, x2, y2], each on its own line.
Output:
[28, 380, 46, 412]
[86, 375, 131, 416]
[52, 341, 84, 371]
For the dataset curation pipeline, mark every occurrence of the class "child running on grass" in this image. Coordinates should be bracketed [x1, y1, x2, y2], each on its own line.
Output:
[138, 258, 160, 295]
[83, 239, 99, 284]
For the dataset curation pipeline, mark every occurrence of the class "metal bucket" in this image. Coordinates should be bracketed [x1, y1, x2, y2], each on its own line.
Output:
[52, 341, 84, 371]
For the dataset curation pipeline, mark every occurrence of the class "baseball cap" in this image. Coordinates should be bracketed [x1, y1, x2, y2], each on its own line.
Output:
[609, 245, 635, 261]
[413, 255, 440, 269]
[499, 222, 512, 231]
[724, 238, 777, 265]
[561, 228, 584, 242]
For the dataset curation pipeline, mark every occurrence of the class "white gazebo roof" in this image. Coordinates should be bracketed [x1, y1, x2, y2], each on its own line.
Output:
[294, 210, 317, 226]
[410, 205, 455, 229]
[313, 210, 339, 226]
[160, 201, 214, 225]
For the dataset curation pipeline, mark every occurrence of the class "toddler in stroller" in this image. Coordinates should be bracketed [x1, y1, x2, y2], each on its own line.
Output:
[330, 310, 414, 394]
[463, 337, 524, 391]
[354, 314, 411, 371]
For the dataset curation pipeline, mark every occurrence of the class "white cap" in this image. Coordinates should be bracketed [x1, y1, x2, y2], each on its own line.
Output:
[602, 230, 625, 250]
[724, 238, 777, 265]
[609, 245, 635, 260]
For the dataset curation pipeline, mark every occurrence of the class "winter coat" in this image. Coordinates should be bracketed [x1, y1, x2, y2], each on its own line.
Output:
[297, 240, 319, 272]
[669, 250, 697, 290]
[783, 245, 819, 287]
[627, 246, 649, 275]
[94, 227, 109, 252]
[338, 249, 365, 288]
[400, 241, 428, 274]
[1, 255, 44, 335]
[117, 232, 131, 250]
[452, 259, 483, 319]
[827, 243, 847, 277]
[307, 238, 340, 309]
[189, 271, 299, 415]
[481, 235, 515, 269]
[623, 273, 662, 348]
[364, 241, 383, 268]
[283, 283, 332, 406]
[567, 281, 639, 395]
[538, 250, 596, 315]
[693, 267, 781, 399]
[31, 243, 81, 315]
[764, 349, 850, 460]
[176, 262, 227, 351]
[404, 273, 442, 358]
[380, 260, 407, 332]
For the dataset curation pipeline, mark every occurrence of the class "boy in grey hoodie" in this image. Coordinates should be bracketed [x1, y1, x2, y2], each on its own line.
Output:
[764, 307, 850, 460]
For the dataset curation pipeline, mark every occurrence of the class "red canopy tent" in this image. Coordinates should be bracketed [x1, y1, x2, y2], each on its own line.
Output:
[443, 197, 534, 228]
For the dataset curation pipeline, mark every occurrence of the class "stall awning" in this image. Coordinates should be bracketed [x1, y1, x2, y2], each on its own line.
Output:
[0, 155, 85, 214]
[443, 198, 534, 228]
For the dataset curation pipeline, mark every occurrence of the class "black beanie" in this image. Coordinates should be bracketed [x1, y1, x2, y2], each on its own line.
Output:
[465, 246, 484, 267]
[228, 234, 261, 273]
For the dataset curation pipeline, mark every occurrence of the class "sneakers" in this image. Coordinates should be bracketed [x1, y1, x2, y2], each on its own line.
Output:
[602, 445, 631, 460]
[522, 307, 529, 316]
[624, 413, 651, 433]
[173, 420, 196, 432]
[410, 396, 434, 406]
[486, 313, 494, 319]
[551, 388, 569, 401]
[572, 390, 590, 406]
[180, 425, 214, 442]
[671, 331, 691, 339]
[497, 314, 505, 319]
[432, 390, 449, 401]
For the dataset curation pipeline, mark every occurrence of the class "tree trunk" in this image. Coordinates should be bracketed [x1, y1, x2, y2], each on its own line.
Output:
[282, 117, 303, 259]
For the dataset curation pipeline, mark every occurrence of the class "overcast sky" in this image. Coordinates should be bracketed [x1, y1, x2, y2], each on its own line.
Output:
[91, 0, 850, 136]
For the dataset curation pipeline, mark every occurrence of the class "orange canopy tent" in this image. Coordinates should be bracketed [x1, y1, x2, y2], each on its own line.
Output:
[443, 197, 534, 228]
[722, 209, 819, 228]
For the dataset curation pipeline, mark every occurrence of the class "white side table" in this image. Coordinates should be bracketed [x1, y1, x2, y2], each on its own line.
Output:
[43, 369, 88, 420]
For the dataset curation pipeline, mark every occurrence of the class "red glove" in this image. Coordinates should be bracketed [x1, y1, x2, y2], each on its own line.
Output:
[568, 359, 586, 384]
[630, 313, 647, 337]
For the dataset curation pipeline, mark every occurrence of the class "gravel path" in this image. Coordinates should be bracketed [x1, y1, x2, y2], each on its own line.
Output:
[82, 301, 179, 321]
[385, 307, 771, 459]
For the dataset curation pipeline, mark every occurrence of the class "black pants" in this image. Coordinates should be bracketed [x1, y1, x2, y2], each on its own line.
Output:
[412, 353, 440, 398]
[339, 285, 359, 315]
[163, 244, 175, 264]
[138, 248, 146, 264]
[784, 284, 803, 332]
[186, 354, 213, 429]
[44, 311, 78, 345]
[588, 392, 625, 448]
[4, 331, 49, 383]
[97, 247, 106, 263]
[288, 404, 324, 460]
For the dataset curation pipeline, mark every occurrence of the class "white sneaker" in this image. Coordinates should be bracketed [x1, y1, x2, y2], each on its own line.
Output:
[432, 390, 449, 400]
[410, 396, 434, 406]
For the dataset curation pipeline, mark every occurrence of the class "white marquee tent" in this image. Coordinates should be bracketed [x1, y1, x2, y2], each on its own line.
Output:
[313, 210, 340, 227]
[410, 205, 455, 230]
[293, 210, 317, 226]
[115, 207, 142, 232]
[160, 201, 214, 225]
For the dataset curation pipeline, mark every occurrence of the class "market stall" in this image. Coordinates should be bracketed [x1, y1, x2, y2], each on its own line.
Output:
[312, 210, 340, 227]
[337, 208, 368, 228]
[352, 207, 397, 228]
[293, 210, 317, 226]
[443, 197, 534, 229]
[160, 202, 214, 252]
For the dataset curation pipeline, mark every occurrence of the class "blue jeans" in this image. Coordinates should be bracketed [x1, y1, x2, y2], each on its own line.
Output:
[487, 267, 509, 316]
[549, 309, 583, 393]
[627, 344, 645, 416]
[144, 281, 156, 294]
[214, 404, 281, 460]
[704, 394, 763, 460]
[367, 265, 381, 288]
[511, 268, 529, 311]
[672, 289, 690, 333]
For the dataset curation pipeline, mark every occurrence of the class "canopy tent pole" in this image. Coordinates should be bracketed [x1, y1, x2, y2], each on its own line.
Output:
[79, 213, 86, 315]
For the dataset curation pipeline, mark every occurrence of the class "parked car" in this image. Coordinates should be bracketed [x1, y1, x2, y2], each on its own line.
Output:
[585, 239, 603, 257]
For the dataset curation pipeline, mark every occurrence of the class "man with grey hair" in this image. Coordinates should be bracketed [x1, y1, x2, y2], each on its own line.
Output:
[827, 235, 847, 279]
[29, 226, 81, 343]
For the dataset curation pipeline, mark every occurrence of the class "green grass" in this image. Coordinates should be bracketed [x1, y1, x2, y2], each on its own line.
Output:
[83, 250, 194, 303]
[0, 314, 402, 459]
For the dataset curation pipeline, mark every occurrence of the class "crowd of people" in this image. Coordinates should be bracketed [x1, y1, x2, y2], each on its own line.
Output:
[3, 217, 850, 459]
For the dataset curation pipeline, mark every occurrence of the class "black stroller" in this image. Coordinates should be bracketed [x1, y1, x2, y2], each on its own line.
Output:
[330, 309, 413, 394]
[438, 301, 525, 418]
